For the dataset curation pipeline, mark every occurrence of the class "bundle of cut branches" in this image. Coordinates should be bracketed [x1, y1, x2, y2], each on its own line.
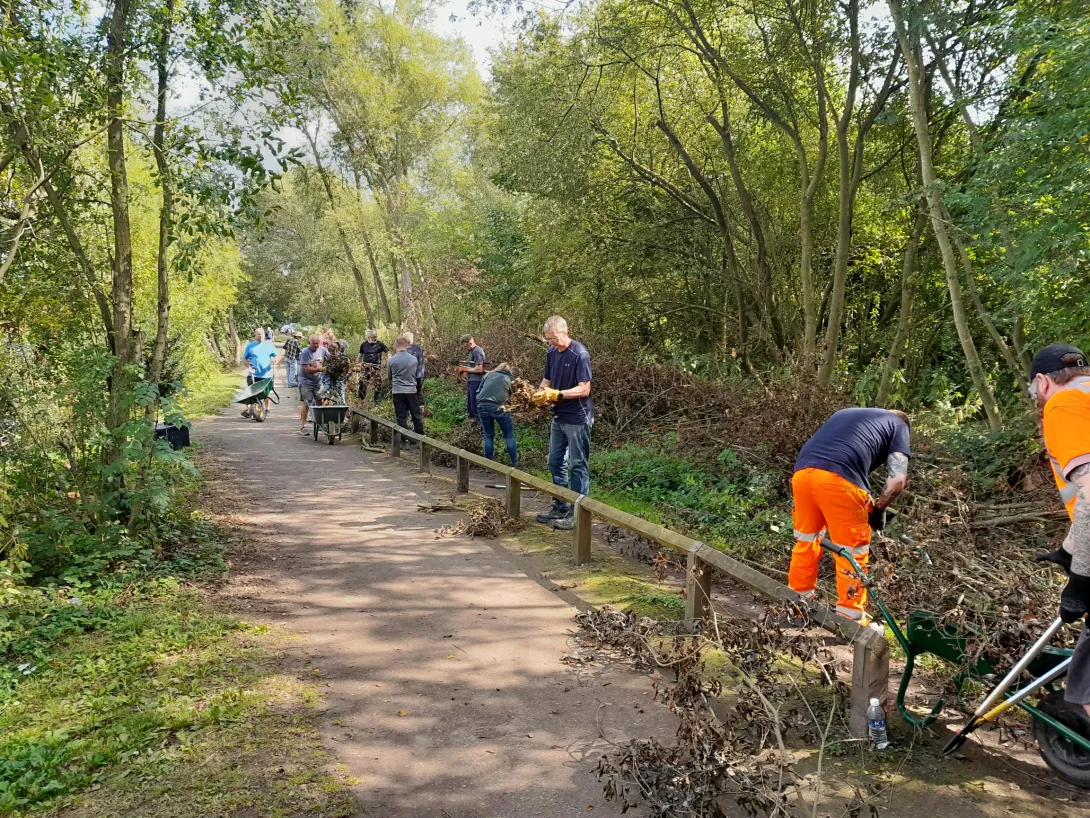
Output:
[323, 352, 352, 383]
[583, 605, 840, 817]
[437, 498, 524, 538]
[502, 377, 545, 416]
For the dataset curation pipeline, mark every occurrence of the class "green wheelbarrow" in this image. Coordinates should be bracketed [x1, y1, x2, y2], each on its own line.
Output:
[233, 377, 279, 423]
[821, 536, 1090, 787]
[309, 404, 349, 445]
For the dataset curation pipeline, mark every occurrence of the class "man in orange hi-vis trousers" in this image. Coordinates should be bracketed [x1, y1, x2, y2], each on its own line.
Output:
[790, 408, 911, 621]
[1028, 344, 1090, 713]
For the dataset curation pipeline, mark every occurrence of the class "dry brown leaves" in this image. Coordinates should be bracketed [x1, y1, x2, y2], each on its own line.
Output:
[577, 605, 841, 818]
[501, 377, 547, 417]
[437, 498, 524, 538]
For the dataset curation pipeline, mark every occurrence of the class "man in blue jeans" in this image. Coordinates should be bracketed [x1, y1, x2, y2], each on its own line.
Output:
[533, 315, 592, 531]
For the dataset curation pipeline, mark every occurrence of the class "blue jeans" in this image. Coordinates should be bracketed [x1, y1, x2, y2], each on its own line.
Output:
[467, 379, 482, 422]
[548, 419, 591, 514]
[286, 359, 299, 388]
[479, 403, 518, 466]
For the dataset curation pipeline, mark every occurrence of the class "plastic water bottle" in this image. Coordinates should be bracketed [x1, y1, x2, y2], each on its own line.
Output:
[868, 698, 890, 750]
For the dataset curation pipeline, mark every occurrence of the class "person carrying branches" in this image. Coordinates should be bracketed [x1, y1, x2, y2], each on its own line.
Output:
[789, 408, 911, 622]
[1029, 344, 1090, 713]
[532, 315, 593, 532]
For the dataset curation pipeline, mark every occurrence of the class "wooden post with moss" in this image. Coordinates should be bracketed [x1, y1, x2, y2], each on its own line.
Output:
[573, 497, 592, 565]
[685, 547, 712, 624]
[456, 456, 469, 493]
[505, 479, 521, 518]
[369, 419, 378, 446]
[419, 442, 431, 473]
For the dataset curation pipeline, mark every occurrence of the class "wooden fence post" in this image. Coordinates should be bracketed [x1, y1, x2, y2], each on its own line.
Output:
[505, 479, 521, 519]
[573, 496, 591, 565]
[419, 442, 431, 473]
[849, 629, 890, 738]
[685, 547, 712, 625]
[456, 456, 469, 493]
[369, 419, 378, 446]
[391, 429, 401, 458]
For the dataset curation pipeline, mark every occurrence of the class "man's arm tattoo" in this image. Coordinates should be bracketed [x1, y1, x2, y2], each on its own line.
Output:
[1068, 463, 1090, 576]
[887, 452, 909, 479]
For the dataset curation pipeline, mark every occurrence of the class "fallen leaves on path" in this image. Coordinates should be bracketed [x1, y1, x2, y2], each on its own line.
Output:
[436, 498, 525, 538]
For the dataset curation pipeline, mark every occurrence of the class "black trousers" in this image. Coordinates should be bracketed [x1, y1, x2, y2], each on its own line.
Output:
[393, 392, 424, 435]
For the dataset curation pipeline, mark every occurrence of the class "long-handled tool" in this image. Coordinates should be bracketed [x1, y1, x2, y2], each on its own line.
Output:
[943, 616, 1066, 755]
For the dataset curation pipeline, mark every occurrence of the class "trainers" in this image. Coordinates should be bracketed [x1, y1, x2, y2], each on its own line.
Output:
[552, 515, 575, 531]
[536, 507, 566, 524]
[298, 427, 309, 436]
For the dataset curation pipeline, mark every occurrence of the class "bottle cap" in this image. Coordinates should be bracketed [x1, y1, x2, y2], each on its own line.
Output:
[870, 698, 880, 707]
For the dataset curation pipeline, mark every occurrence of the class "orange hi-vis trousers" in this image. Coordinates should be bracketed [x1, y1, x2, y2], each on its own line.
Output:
[789, 467, 872, 620]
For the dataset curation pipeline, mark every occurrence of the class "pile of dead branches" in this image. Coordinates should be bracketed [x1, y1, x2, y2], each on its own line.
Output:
[578, 605, 842, 818]
[438, 498, 524, 538]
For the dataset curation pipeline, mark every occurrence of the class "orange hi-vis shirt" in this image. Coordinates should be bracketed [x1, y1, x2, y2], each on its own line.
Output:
[1042, 377, 1090, 519]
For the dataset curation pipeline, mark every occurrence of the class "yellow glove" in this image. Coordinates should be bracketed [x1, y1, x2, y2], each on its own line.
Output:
[531, 388, 561, 406]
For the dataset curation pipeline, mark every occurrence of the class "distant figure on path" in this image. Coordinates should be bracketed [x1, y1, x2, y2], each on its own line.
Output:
[282, 330, 302, 388]
[459, 334, 485, 422]
[476, 362, 519, 466]
[357, 329, 389, 402]
[242, 328, 278, 418]
[298, 334, 329, 435]
[389, 335, 424, 438]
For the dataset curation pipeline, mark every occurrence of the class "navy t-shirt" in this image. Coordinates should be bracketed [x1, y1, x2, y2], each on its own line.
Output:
[794, 408, 910, 492]
[544, 340, 593, 425]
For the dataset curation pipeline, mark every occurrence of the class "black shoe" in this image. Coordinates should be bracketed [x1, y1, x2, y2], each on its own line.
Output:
[552, 514, 575, 531]
[536, 507, 566, 524]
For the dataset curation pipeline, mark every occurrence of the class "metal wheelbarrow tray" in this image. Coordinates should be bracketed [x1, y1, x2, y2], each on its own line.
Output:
[310, 404, 349, 444]
[232, 377, 279, 422]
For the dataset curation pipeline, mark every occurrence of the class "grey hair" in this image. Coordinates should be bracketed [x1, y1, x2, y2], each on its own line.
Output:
[403, 331, 414, 343]
[253, 328, 265, 340]
[460, 333, 473, 344]
[366, 329, 377, 338]
[543, 315, 568, 334]
[309, 334, 321, 342]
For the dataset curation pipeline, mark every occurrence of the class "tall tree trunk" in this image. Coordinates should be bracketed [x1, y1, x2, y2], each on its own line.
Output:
[147, 0, 175, 390]
[388, 254, 402, 325]
[889, 0, 1001, 429]
[227, 306, 240, 366]
[1013, 316, 1031, 373]
[301, 125, 376, 327]
[707, 100, 782, 351]
[105, 0, 137, 441]
[362, 231, 392, 323]
[950, 224, 1028, 392]
[877, 205, 927, 405]
[410, 257, 437, 334]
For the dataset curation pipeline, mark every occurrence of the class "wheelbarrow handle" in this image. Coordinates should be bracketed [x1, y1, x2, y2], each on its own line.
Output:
[979, 655, 1071, 724]
[975, 616, 1065, 718]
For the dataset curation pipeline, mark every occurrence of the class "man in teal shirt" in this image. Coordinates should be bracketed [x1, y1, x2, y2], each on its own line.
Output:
[243, 328, 278, 418]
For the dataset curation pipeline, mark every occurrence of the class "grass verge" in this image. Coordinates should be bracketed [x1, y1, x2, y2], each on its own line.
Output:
[1, 545, 356, 817]
[178, 369, 245, 420]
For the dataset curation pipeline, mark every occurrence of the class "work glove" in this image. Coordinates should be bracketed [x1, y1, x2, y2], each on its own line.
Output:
[531, 388, 561, 407]
[868, 506, 887, 532]
[1060, 572, 1090, 624]
[1035, 546, 1073, 576]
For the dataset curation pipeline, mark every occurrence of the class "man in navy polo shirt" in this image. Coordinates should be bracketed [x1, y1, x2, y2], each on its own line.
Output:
[533, 315, 593, 530]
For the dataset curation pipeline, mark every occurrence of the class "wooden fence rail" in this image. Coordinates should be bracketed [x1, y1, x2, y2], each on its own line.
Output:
[356, 409, 888, 737]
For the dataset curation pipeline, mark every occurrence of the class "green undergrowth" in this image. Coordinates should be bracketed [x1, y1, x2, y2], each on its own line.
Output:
[413, 378, 795, 564]
[1, 534, 355, 816]
[178, 368, 245, 420]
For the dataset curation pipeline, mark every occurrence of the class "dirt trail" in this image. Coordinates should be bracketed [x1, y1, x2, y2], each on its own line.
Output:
[196, 388, 1090, 818]
[196, 398, 677, 817]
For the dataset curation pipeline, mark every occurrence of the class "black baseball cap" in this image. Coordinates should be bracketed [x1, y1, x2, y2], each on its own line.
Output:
[1030, 343, 1089, 379]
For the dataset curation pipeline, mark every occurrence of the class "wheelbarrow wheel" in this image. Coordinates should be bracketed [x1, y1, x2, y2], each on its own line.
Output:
[252, 403, 266, 423]
[326, 419, 338, 444]
[1033, 689, 1090, 788]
